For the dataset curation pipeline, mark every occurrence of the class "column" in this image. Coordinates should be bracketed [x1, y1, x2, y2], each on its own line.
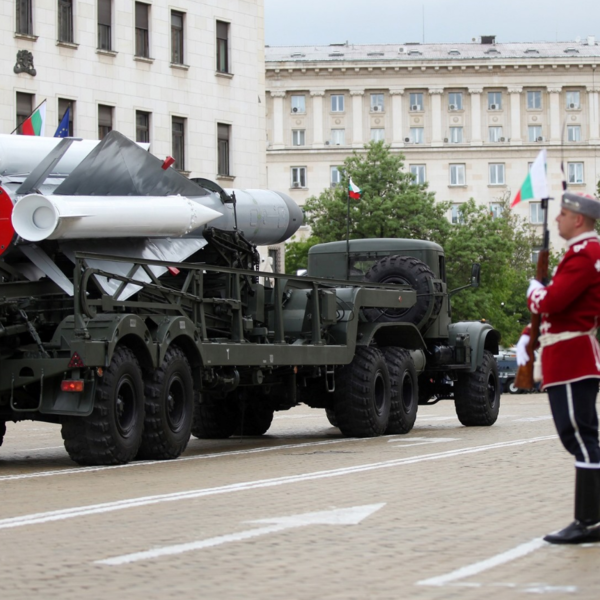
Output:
[350, 90, 364, 147]
[429, 87, 444, 146]
[548, 86, 562, 144]
[508, 87, 522, 145]
[468, 88, 482, 144]
[270, 91, 286, 149]
[389, 88, 404, 146]
[310, 90, 325, 147]
[588, 86, 600, 143]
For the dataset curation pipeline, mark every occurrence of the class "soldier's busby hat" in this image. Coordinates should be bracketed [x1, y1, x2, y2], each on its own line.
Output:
[561, 191, 600, 220]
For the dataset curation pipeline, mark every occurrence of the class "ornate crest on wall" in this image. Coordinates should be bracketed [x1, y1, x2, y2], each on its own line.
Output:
[14, 50, 36, 76]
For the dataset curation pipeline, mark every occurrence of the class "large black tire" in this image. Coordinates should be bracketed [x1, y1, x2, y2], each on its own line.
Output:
[137, 345, 194, 460]
[191, 394, 238, 439]
[382, 348, 418, 434]
[0, 421, 5, 447]
[61, 346, 145, 465]
[236, 392, 274, 436]
[333, 346, 391, 437]
[454, 350, 500, 426]
[363, 255, 442, 330]
[325, 408, 338, 427]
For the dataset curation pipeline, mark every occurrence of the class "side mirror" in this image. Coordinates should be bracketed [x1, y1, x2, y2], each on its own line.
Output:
[471, 263, 481, 288]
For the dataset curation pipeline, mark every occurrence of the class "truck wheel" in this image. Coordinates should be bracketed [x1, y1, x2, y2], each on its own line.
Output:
[325, 408, 338, 427]
[0, 421, 5, 447]
[362, 255, 442, 330]
[236, 395, 274, 436]
[508, 379, 523, 394]
[61, 346, 145, 465]
[454, 350, 500, 426]
[137, 345, 193, 460]
[382, 348, 418, 434]
[191, 394, 238, 439]
[333, 346, 391, 437]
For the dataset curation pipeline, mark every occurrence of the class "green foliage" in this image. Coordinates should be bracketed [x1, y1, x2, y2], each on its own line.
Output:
[284, 235, 319, 273]
[303, 141, 452, 243]
[444, 197, 538, 345]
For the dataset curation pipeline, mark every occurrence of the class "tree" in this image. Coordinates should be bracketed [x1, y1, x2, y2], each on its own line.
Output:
[303, 141, 452, 244]
[284, 235, 319, 274]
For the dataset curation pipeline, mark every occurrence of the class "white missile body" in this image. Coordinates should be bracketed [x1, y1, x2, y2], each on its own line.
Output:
[12, 194, 222, 242]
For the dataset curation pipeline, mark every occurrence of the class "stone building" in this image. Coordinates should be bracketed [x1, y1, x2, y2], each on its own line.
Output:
[2, 0, 266, 188]
[265, 36, 600, 252]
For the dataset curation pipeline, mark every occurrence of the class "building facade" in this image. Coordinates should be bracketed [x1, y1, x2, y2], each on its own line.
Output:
[265, 37, 600, 251]
[3, 0, 266, 188]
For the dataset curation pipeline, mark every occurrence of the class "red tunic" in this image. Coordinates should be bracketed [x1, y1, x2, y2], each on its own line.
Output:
[527, 232, 600, 389]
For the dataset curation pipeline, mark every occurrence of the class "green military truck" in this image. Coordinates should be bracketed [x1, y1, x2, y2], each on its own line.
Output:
[0, 232, 500, 466]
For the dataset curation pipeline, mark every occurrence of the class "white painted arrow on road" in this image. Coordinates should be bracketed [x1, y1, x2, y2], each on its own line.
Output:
[97, 503, 385, 566]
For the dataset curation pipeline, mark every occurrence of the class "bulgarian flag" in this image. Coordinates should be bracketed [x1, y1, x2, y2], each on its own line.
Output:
[348, 177, 362, 200]
[511, 148, 548, 207]
[20, 101, 46, 136]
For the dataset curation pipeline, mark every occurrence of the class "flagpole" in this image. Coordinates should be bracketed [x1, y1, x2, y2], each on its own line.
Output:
[346, 185, 351, 280]
[10, 99, 47, 135]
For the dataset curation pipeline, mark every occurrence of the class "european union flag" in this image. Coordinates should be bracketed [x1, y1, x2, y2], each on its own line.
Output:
[54, 107, 70, 138]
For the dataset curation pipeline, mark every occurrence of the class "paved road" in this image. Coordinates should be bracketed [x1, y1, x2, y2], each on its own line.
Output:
[0, 393, 599, 599]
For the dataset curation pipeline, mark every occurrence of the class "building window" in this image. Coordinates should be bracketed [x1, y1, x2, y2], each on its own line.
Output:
[136, 111, 150, 143]
[58, 98, 74, 136]
[98, 0, 112, 50]
[172, 116, 185, 171]
[410, 127, 424, 144]
[410, 165, 426, 185]
[292, 129, 305, 146]
[566, 90, 580, 109]
[488, 126, 502, 142]
[409, 92, 423, 111]
[331, 94, 344, 112]
[371, 93, 384, 112]
[135, 2, 150, 58]
[370, 128, 385, 142]
[450, 164, 466, 186]
[528, 125, 543, 142]
[330, 129, 345, 145]
[490, 203, 503, 219]
[217, 123, 231, 176]
[216, 20, 229, 73]
[527, 90, 542, 109]
[568, 162, 584, 184]
[291, 95, 305, 114]
[58, 0, 74, 43]
[16, 0, 33, 35]
[567, 125, 581, 142]
[488, 92, 502, 110]
[530, 202, 544, 224]
[451, 204, 465, 224]
[449, 127, 463, 143]
[489, 163, 505, 185]
[448, 92, 463, 110]
[330, 166, 341, 187]
[291, 167, 306, 188]
[16, 92, 34, 134]
[171, 11, 184, 64]
[98, 105, 113, 140]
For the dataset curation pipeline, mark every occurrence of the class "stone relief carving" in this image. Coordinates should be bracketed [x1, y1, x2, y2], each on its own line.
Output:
[14, 50, 36, 76]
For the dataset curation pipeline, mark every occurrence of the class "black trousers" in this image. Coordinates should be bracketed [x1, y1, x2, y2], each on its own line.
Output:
[547, 379, 600, 464]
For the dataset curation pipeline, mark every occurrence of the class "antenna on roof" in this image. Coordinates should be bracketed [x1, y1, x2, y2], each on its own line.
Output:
[422, 5, 425, 44]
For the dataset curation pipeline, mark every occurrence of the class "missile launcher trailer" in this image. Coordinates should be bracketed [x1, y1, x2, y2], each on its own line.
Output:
[0, 229, 500, 465]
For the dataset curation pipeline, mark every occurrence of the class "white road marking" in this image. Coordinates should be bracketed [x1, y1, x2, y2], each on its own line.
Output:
[96, 503, 385, 566]
[416, 537, 547, 586]
[513, 416, 553, 423]
[0, 435, 555, 530]
[388, 437, 459, 447]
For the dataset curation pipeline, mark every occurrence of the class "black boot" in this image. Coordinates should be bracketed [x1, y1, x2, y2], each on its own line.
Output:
[544, 467, 600, 544]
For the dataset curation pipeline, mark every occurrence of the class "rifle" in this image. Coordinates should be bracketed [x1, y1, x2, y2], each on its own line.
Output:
[514, 196, 550, 389]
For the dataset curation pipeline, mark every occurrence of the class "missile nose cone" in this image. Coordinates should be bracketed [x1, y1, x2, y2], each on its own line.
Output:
[274, 191, 304, 243]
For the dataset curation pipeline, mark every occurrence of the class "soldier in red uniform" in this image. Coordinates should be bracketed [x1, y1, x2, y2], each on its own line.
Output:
[517, 191, 600, 544]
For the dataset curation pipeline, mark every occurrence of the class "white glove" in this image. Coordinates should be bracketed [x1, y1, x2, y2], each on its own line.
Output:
[516, 334, 531, 366]
[527, 279, 545, 298]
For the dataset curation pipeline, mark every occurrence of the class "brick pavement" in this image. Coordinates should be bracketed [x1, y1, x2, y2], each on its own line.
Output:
[0, 393, 599, 599]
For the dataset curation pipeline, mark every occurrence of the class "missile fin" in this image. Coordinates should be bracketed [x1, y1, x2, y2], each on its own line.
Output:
[18, 245, 74, 296]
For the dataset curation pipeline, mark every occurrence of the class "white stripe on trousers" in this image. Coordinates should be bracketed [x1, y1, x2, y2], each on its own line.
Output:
[566, 382, 591, 463]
